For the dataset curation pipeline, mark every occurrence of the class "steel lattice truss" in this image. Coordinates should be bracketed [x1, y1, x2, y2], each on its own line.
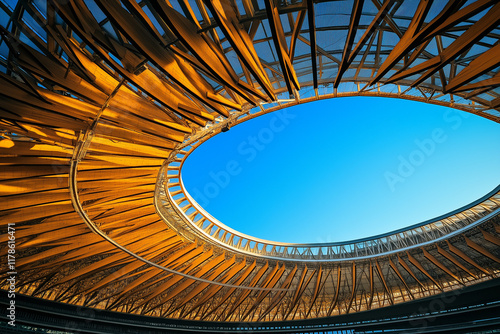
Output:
[1, 0, 500, 324]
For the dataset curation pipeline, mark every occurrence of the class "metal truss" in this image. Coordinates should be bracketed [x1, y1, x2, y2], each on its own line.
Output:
[0, 0, 500, 325]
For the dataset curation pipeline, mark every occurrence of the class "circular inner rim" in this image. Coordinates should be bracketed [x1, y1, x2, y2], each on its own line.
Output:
[156, 92, 500, 261]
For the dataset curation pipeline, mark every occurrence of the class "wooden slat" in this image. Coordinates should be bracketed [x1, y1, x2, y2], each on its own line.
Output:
[264, 0, 300, 94]
[407, 252, 443, 291]
[205, 0, 275, 100]
[388, 2, 500, 86]
[436, 245, 476, 278]
[334, 0, 365, 88]
[306, 0, 317, 89]
[481, 229, 500, 246]
[388, 257, 414, 299]
[465, 236, 500, 264]
[422, 248, 461, 282]
[375, 260, 394, 305]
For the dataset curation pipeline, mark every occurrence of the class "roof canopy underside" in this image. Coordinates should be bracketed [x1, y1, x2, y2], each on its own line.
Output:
[0, 0, 499, 324]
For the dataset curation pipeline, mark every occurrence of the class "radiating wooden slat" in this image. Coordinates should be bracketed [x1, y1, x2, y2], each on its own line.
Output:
[388, 257, 414, 299]
[135, 249, 214, 310]
[369, 0, 436, 85]
[422, 248, 461, 283]
[259, 264, 297, 320]
[286, 265, 313, 319]
[306, 265, 323, 317]
[375, 260, 394, 305]
[264, 0, 300, 94]
[205, 0, 275, 100]
[388, 2, 500, 86]
[202, 260, 257, 320]
[190, 259, 247, 311]
[446, 241, 490, 275]
[407, 252, 443, 291]
[306, 0, 317, 90]
[225, 261, 269, 318]
[94, 0, 229, 119]
[327, 266, 341, 316]
[334, 0, 365, 88]
[465, 236, 500, 264]
[481, 229, 500, 246]
[436, 245, 476, 278]
[1, 0, 499, 323]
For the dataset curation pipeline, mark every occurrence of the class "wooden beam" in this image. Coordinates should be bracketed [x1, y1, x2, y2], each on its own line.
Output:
[264, 0, 300, 94]
[202, 260, 257, 320]
[371, 0, 403, 38]
[465, 236, 500, 264]
[305, 265, 323, 317]
[397, 255, 426, 289]
[286, 265, 314, 319]
[388, 2, 500, 86]
[306, 0, 317, 89]
[422, 248, 461, 283]
[481, 229, 500, 246]
[94, 0, 231, 117]
[288, 10, 306, 62]
[334, 0, 365, 88]
[224, 261, 269, 319]
[369, 0, 436, 85]
[346, 262, 357, 313]
[148, 0, 262, 105]
[407, 252, 443, 291]
[327, 266, 341, 316]
[436, 245, 476, 278]
[445, 43, 500, 93]
[205, 0, 275, 100]
[259, 265, 297, 320]
[347, 0, 397, 66]
[388, 257, 414, 299]
[426, 0, 498, 39]
[242, 263, 285, 320]
[457, 71, 500, 93]
[368, 261, 374, 309]
[375, 260, 394, 305]
[50, 0, 204, 125]
[174, 255, 236, 312]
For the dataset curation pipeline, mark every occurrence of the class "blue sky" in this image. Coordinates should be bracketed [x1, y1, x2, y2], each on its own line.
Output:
[182, 97, 500, 243]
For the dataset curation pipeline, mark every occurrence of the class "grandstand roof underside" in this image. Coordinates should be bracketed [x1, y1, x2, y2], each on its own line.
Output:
[0, 0, 499, 325]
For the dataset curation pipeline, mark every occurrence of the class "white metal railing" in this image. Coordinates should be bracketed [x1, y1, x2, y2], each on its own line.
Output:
[156, 153, 499, 262]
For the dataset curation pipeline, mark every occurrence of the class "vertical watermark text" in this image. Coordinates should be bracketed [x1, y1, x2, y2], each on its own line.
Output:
[6, 222, 16, 327]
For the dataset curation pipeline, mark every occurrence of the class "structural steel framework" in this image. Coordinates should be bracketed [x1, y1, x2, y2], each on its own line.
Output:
[1, 0, 500, 326]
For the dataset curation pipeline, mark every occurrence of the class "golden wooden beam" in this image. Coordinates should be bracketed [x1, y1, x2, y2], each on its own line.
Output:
[465, 236, 500, 264]
[306, 0, 317, 89]
[264, 0, 300, 95]
[334, 0, 365, 88]
[388, 2, 500, 86]
[407, 252, 443, 291]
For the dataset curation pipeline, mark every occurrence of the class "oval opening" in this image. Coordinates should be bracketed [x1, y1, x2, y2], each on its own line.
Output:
[182, 97, 500, 243]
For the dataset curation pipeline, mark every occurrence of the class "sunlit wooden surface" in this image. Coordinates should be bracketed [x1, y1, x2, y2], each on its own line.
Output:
[1, 0, 499, 323]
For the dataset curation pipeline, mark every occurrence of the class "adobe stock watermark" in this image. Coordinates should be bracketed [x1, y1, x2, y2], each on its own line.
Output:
[6, 222, 16, 327]
[384, 109, 470, 192]
[190, 109, 296, 207]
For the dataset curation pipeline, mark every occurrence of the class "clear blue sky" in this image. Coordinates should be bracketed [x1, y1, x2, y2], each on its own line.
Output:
[182, 97, 500, 243]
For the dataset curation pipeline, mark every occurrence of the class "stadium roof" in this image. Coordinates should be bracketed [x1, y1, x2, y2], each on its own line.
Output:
[1, 0, 499, 328]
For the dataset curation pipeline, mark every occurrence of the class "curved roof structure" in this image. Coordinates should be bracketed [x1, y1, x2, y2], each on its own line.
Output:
[1, 0, 500, 329]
